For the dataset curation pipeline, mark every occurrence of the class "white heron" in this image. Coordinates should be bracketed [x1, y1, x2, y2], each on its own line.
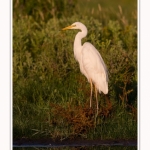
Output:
[62, 22, 108, 113]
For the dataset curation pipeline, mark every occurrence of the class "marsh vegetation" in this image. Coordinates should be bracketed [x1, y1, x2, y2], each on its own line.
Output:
[13, 0, 137, 143]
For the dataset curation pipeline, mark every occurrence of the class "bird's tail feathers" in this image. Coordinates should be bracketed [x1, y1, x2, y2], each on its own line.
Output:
[94, 74, 108, 94]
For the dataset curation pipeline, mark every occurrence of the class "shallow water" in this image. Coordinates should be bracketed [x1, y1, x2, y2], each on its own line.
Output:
[13, 139, 137, 149]
[13, 146, 137, 150]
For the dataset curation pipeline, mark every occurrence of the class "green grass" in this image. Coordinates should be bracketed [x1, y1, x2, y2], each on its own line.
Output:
[76, 0, 137, 25]
[13, 0, 137, 142]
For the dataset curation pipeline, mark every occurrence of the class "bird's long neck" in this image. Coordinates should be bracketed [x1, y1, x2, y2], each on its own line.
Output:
[74, 27, 87, 62]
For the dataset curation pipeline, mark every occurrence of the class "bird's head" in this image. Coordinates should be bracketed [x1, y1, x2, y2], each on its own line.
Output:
[62, 22, 86, 31]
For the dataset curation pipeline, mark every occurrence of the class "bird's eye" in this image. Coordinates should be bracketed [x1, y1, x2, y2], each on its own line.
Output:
[72, 25, 76, 27]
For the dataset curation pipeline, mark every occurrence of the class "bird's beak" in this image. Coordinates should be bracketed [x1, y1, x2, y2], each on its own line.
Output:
[62, 25, 75, 30]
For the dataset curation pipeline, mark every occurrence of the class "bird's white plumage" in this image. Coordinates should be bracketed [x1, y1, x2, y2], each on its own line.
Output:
[81, 42, 108, 94]
[62, 22, 108, 110]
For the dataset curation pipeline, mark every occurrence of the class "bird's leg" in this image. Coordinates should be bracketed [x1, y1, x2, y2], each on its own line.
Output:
[90, 79, 93, 108]
[95, 85, 98, 115]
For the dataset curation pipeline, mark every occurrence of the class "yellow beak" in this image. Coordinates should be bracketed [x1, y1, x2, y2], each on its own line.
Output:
[62, 25, 75, 30]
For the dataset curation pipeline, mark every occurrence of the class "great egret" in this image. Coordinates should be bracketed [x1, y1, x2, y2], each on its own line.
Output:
[62, 22, 108, 113]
